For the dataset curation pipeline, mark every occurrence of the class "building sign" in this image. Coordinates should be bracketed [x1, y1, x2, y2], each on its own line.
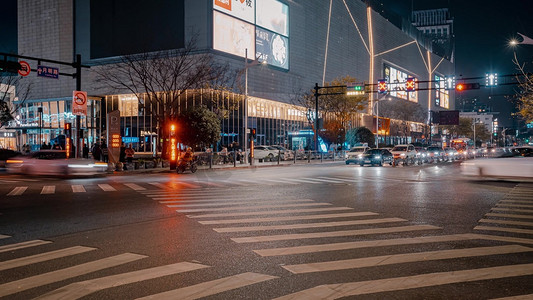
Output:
[213, 10, 255, 58]
[256, 0, 289, 37]
[435, 74, 449, 109]
[256, 27, 289, 69]
[72, 91, 87, 116]
[106, 110, 121, 164]
[37, 65, 59, 79]
[213, 0, 254, 24]
[122, 137, 139, 143]
[384, 65, 417, 102]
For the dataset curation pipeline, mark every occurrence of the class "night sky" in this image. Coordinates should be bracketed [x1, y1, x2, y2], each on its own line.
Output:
[378, 0, 533, 128]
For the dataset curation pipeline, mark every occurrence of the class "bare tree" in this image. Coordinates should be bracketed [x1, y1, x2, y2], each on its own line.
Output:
[0, 74, 32, 128]
[94, 35, 230, 157]
[513, 54, 533, 123]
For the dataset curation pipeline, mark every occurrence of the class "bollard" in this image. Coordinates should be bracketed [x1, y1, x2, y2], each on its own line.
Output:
[308, 150, 311, 163]
[294, 151, 297, 164]
[278, 150, 281, 165]
[233, 150, 237, 167]
[209, 152, 212, 169]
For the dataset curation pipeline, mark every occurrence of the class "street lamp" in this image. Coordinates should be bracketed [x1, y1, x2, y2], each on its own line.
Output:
[244, 48, 266, 165]
[510, 33, 533, 46]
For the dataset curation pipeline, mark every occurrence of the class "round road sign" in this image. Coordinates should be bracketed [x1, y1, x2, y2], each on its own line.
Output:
[18, 61, 31, 77]
[73, 91, 87, 105]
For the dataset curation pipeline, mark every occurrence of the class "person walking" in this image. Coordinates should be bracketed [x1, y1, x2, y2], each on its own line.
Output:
[125, 144, 135, 163]
[101, 143, 109, 162]
[91, 143, 101, 161]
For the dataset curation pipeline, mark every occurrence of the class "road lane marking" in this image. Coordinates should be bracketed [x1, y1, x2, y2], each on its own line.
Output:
[501, 200, 533, 204]
[36, 262, 209, 300]
[262, 179, 299, 185]
[485, 213, 533, 220]
[198, 212, 379, 225]
[470, 234, 533, 245]
[214, 218, 407, 233]
[497, 203, 533, 208]
[273, 263, 533, 300]
[157, 197, 283, 203]
[7, 186, 27, 196]
[231, 225, 441, 243]
[491, 294, 533, 300]
[188, 207, 354, 219]
[40, 185, 55, 194]
[0, 253, 147, 298]
[479, 218, 533, 227]
[163, 199, 314, 207]
[98, 184, 116, 191]
[474, 226, 533, 235]
[492, 207, 533, 213]
[72, 185, 86, 193]
[135, 272, 278, 300]
[0, 240, 51, 253]
[0, 246, 96, 271]
[0, 234, 11, 240]
[199, 181, 225, 187]
[254, 234, 479, 257]
[124, 183, 146, 191]
[175, 202, 332, 213]
[282, 245, 532, 274]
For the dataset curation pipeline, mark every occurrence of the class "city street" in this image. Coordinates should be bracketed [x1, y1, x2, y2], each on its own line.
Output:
[1, 162, 532, 299]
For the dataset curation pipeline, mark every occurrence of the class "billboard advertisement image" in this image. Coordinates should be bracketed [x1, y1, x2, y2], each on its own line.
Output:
[256, 0, 289, 37]
[256, 27, 289, 69]
[213, 0, 255, 24]
[213, 10, 255, 58]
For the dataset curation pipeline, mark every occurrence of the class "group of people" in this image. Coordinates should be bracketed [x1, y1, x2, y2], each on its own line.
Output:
[90, 143, 109, 162]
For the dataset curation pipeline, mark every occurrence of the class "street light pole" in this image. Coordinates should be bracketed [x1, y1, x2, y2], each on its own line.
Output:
[38, 107, 43, 149]
[375, 98, 379, 148]
[244, 49, 249, 165]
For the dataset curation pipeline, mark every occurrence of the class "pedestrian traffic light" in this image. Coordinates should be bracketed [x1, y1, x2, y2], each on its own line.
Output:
[64, 123, 72, 158]
[377, 79, 388, 94]
[64, 123, 71, 137]
[455, 82, 480, 91]
[0, 60, 21, 74]
[405, 77, 416, 92]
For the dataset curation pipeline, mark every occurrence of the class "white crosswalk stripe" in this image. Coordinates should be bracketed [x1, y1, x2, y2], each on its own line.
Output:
[0, 253, 147, 298]
[198, 212, 379, 225]
[479, 218, 533, 227]
[37, 262, 209, 300]
[475, 225, 533, 235]
[0, 246, 96, 271]
[124, 183, 146, 191]
[98, 184, 117, 191]
[7, 186, 27, 196]
[485, 213, 533, 220]
[135, 272, 278, 300]
[40, 185, 55, 194]
[0, 234, 11, 240]
[175, 202, 332, 213]
[163, 199, 314, 206]
[72, 185, 86, 193]
[0, 240, 51, 253]
[187, 207, 355, 219]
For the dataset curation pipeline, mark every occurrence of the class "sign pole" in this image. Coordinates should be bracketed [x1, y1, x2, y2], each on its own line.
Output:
[75, 54, 82, 158]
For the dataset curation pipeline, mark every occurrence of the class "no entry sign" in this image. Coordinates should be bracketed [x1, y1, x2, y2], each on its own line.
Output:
[72, 90, 87, 116]
[18, 61, 31, 77]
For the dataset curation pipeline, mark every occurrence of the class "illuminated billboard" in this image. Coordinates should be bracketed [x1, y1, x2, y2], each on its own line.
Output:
[435, 75, 450, 108]
[384, 65, 417, 102]
[256, 27, 289, 69]
[256, 0, 289, 37]
[213, 10, 255, 58]
[213, 0, 254, 24]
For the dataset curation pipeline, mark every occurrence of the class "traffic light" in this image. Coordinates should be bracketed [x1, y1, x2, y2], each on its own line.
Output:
[405, 77, 416, 92]
[64, 123, 72, 158]
[445, 76, 455, 90]
[455, 82, 480, 91]
[346, 84, 365, 96]
[169, 123, 177, 170]
[251, 128, 256, 139]
[0, 60, 21, 74]
[485, 73, 498, 87]
[377, 79, 387, 94]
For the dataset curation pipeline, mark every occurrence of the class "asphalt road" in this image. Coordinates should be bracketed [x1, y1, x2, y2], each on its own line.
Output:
[0, 161, 532, 299]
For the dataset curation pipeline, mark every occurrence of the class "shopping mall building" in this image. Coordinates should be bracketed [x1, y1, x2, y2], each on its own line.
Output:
[3, 0, 454, 154]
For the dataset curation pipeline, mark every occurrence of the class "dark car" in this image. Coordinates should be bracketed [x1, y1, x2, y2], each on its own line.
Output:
[0, 149, 21, 168]
[427, 146, 445, 162]
[358, 148, 393, 166]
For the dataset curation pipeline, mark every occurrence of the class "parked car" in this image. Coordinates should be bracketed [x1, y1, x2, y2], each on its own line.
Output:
[248, 145, 279, 161]
[6, 150, 107, 176]
[270, 145, 294, 160]
[391, 144, 417, 166]
[358, 148, 393, 166]
[427, 146, 445, 162]
[345, 146, 371, 164]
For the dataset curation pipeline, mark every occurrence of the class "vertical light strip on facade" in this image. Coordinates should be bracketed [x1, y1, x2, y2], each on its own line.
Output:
[367, 6, 375, 114]
[322, 0, 333, 86]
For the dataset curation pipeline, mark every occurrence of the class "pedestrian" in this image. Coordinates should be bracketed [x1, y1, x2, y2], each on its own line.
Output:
[91, 143, 101, 161]
[82, 144, 89, 159]
[125, 144, 135, 163]
[119, 143, 127, 169]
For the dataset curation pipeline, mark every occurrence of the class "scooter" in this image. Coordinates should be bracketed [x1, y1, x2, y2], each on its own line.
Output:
[177, 160, 198, 173]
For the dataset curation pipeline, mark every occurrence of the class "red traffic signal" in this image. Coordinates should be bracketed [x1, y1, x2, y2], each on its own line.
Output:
[456, 82, 480, 91]
[405, 77, 416, 92]
[377, 79, 387, 94]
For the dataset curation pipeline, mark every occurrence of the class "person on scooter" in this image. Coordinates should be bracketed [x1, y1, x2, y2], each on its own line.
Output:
[182, 147, 194, 165]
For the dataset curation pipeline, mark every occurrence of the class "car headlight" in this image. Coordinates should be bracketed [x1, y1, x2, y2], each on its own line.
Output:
[374, 155, 381, 159]
[400, 153, 406, 157]
[358, 154, 363, 158]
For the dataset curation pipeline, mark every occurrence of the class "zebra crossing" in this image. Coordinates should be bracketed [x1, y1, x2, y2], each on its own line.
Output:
[0, 237, 277, 299]
[0, 175, 394, 197]
[138, 186, 533, 299]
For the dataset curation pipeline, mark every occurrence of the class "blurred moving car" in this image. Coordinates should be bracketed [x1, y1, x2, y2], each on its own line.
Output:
[461, 156, 533, 180]
[248, 145, 279, 161]
[391, 144, 416, 166]
[0, 149, 21, 169]
[358, 148, 393, 166]
[345, 146, 371, 164]
[512, 146, 533, 157]
[6, 150, 107, 176]
[443, 147, 459, 161]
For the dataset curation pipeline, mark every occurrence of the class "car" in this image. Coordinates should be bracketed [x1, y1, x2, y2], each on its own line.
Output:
[248, 145, 279, 161]
[511, 146, 533, 157]
[461, 156, 533, 180]
[0, 149, 21, 169]
[390, 144, 417, 166]
[443, 147, 459, 161]
[427, 146, 445, 162]
[415, 147, 429, 164]
[270, 145, 294, 160]
[358, 148, 393, 166]
[6, 150, 108, 176]
[345, 146, 371, 164]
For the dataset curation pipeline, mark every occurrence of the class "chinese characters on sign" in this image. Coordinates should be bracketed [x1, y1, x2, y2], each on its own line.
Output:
[37, 65, 59, 79]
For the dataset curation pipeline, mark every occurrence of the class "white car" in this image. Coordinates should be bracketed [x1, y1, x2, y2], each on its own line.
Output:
[6, 150, 108, 176]
[461, 157, 533, 180]
[269, 145, 294, 160]
[345, 146, 370, 164]
[249, 145, 279, 161]
[391, 144, 417, 165]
